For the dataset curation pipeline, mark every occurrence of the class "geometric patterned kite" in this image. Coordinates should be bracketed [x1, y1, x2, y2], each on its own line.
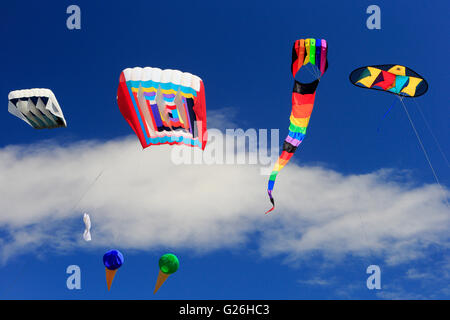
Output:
[266, 38, 328, 214]
[349, 64, 428, 98]
[117, 67, 207, 150]
[8, 88, 66, 129]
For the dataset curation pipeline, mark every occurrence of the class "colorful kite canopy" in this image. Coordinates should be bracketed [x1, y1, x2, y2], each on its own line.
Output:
[117, 67, 207, 150]
[266, 38, 328, 214]
[8, 89, 66, 129]
[349, 65, 428, 97]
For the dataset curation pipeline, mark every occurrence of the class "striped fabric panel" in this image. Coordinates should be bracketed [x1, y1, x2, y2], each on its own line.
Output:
[118, 74, 205, 149]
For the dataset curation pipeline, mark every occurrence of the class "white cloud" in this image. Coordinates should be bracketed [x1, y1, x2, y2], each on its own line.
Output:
[207, 107, 241, 131]
[298, 277, 332, 286]
[0, 134, 448, 267]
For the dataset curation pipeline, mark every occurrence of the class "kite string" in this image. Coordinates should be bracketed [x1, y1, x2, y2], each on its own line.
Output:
[0, 161, 107, 299]
[398, 96, 449, 207]
[412, 99, 450, 168]
[68, 168, 105, 214]
[355, 98, 402, 272]
[376, 97, 397, 132]
[0, 168, 105, 298]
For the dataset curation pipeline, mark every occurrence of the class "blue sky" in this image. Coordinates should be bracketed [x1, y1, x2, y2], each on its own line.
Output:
[0, 0, 448, 299]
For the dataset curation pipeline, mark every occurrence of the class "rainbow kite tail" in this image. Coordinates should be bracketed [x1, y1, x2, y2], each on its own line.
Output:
[265, 171, 278, 214]
[265, 38, 327, 215]
[265, 190, 275, 214]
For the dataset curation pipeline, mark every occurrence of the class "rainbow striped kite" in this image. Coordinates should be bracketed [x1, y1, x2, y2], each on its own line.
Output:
[117, 67, 207, 150]
[266, 38, 328, 214]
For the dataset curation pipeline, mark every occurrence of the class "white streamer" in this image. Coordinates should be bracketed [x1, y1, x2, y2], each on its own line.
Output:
[83, 213, 91, 241]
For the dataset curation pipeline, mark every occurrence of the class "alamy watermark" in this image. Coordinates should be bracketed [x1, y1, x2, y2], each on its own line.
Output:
[66, 5, 81, 30]
[366, 5, 381, 30]
[366, 265, 381, 290]
[170, 128, 280, 175]
[66, 265, 81, 290]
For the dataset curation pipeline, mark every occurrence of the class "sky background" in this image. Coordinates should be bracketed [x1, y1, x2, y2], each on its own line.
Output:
[0, 0, 449, 299]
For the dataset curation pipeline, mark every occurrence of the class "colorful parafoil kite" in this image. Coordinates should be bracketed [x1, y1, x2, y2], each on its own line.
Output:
[349, 65, 428, 97]
[8, 89, 66, 129]
[349, 64, 446, 203]
[103, 249, 124, 291]
[154, 253, 179, 294]
[117, 67, 207, 150]
[266, 38, 328, 214]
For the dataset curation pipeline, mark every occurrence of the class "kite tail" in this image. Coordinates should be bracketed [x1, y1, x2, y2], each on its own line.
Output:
[265, 190, 275, 214]
[265, 147, 296, 214]
[265, 91, 312, 214]
[266, 38, 325, 214]
[266, 174, 278, 214]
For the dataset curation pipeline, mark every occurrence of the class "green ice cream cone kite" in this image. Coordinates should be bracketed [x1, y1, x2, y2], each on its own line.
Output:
[154, 253, 179, 294]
